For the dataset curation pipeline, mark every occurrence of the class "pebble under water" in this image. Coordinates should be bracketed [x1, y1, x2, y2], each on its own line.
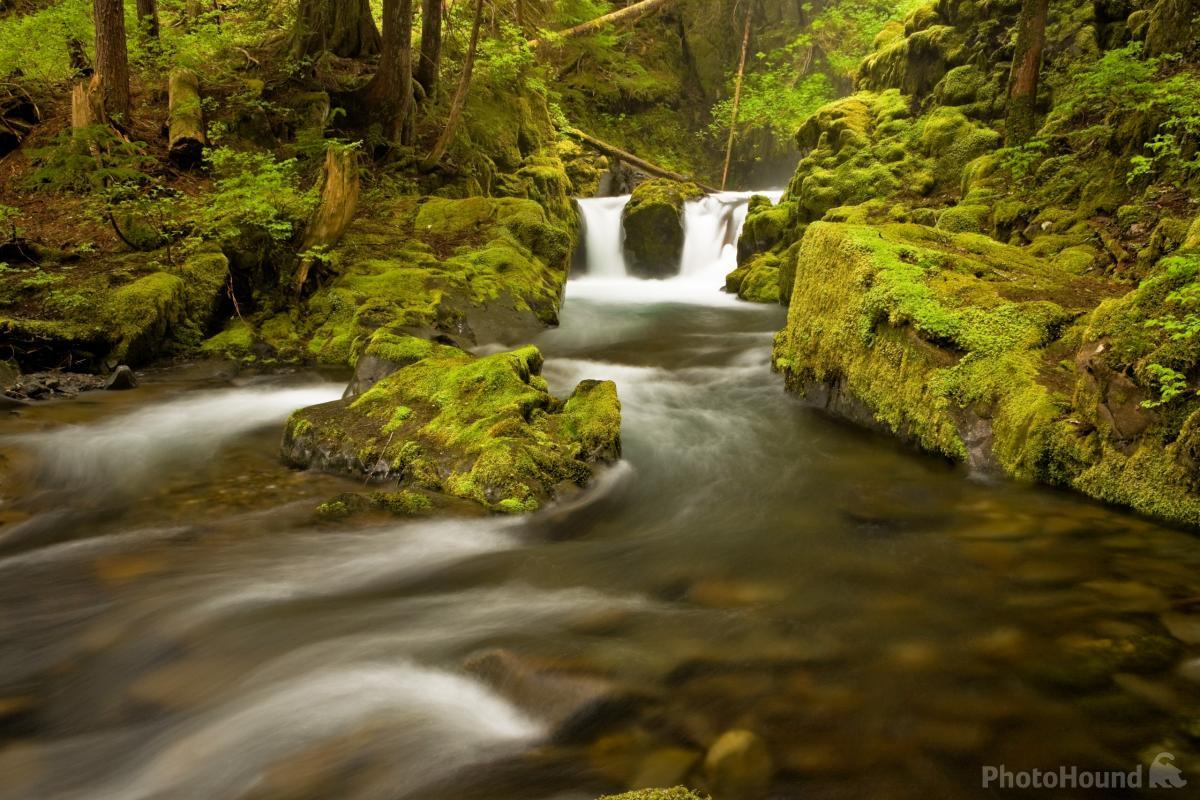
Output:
[0, 195, 1199, 799]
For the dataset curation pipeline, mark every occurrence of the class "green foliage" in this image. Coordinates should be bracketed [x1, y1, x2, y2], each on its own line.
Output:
[0, 0, 92, 89]
[1143, 253, 1200, 405]
[26, 128, 157, 194]
[1050, 44, 1200, 186]
[811, 0, 925, 79]
[708, 47, 834, 141]
[191, 147, 317, 244]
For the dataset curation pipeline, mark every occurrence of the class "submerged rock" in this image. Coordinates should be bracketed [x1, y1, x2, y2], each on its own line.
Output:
[598, 790, 708, 800]
[104, 365, 138, 391]
[622, 179, 705, 279]
[464, 648, 644, 743]
[703, 729, 774, 800]
[282, 339, 620, 513]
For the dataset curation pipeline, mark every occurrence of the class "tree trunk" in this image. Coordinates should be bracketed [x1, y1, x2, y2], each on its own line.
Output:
[529, 0, 676, 48]
[168, 68, 206, 168]
[135, 0, 160, 40]
[1004, 0, 1048, 146]
[291, 0, 382, 60]
[295, 147, 360, 292]
[564, 128, 718, 191]
[720, 9, 752, 190]
[92, 0, 132, 123]
[415, 0, 442, 99]
[368, 0, 415, 144]
[422, 0, 483, 167]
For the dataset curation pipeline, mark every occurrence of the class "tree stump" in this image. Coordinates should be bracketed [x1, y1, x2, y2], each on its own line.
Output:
[295, 147, 360, 292]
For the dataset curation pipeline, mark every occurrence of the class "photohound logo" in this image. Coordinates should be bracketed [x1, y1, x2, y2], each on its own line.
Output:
[982, 753, 1188, 790]
[1149, 753, 1188, 789]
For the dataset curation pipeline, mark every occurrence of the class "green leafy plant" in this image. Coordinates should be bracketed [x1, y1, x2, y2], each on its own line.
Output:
[190, 147, 318, 244]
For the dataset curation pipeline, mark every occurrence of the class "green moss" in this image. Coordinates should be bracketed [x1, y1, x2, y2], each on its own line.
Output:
[283, 345, 621, 513]
[622, 179, 705, 278]
[936, 204, 990, 234]
[201, 319, 256, 360]
[598, 790, 708, 800]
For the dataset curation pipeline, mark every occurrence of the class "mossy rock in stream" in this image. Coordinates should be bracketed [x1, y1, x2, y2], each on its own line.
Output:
[772, 221, 1200, 527]
[598, 790, 709, 800]
[621, 179, 705, 279]
[282, 340, 621, 514]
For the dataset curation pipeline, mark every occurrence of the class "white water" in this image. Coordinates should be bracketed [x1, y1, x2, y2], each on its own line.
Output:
[576, 195, 632, 278]
[572, 189, 785, 305]
[12, 383, 343, 492]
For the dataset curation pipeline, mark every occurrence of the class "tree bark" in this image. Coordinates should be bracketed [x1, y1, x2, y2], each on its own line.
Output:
[92, 0, 132, 122]
[135, 0, 160, 41]
[415, 0, 442, 99]
[291, 0, 381, 59]
[422, 0, 483, 167]
[295, 147, 360, 292]
[367, 0, 415, 144]
[529, 0, 676, 48]
[1004, 0, 1048, 146]
[720, 9, 752, 190]
[564, 127, 717, 191]
[168, 68, 206, 168]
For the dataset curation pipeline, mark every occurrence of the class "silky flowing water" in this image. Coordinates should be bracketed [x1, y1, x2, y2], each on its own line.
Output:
[1, 194, 1199, 799]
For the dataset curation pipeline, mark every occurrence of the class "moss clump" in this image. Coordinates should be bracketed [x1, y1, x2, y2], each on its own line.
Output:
[727, 252, 782, 304]
[314, 489, 434, 520]
[936, 204, 991, 234]
[598, 790, 709, 800]
[283, 344, 621, 513]
[622, 179, 705, 279]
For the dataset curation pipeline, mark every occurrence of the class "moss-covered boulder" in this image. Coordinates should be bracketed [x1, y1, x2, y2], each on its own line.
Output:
[207, 194, 575, 368]
[773, 222, 1200, 527]
[282, 340, 621, 514]
[598, 790, 708, 800]
[0, 249, 228, 372]
[622, 179, 705, 279]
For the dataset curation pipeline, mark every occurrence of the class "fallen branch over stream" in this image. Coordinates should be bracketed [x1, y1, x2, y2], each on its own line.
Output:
[563, 127, 717, 192]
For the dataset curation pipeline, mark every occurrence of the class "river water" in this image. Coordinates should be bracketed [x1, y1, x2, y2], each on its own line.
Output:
[0, 194, 1198, 799]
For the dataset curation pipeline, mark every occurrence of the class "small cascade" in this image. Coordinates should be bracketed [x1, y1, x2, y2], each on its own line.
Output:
[576, 195, 631, 277]
[574, 189, 784, 294]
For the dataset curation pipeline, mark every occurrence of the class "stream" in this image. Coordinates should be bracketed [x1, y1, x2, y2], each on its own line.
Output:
[1, 192, 1199, 799]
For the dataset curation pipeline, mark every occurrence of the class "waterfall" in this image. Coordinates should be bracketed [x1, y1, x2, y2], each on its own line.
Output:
[576, 195, 631, 278]
[574, 190, 784, 290]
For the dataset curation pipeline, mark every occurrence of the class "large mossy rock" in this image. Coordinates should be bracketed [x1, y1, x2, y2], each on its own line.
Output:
[773, 221, 1200, 526]
[0, 249, 228, 372]
[621, 179, 705, 279]
[205, 195, 575, 366]
[282, 340, 621, 514]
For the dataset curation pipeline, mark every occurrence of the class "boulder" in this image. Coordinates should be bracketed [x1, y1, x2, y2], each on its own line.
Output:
[104, 365, 138, 390]
[703, 729, 774, 800]
[282, 340, 621, 513]
[464, 648, 644, 743]
[622, 180, 705, 279]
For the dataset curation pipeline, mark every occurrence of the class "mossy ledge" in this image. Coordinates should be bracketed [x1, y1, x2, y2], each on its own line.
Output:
[282, 338, 621, 514]
[773, 221, 1200, 527]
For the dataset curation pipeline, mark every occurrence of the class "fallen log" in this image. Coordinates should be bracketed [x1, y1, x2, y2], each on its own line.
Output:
[167, 68, 206, 168]
[529, 0, 676, 48]
[563, 127, 716, 192]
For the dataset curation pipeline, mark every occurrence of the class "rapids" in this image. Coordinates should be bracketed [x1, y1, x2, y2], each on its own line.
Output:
[0, 192, 1198, 799]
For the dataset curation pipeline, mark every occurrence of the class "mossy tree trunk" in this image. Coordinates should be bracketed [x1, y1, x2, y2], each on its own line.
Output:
[92, 0, 131, 124]
[367, 0, 415, 144]
[295, 147, 360, 293]
[291, 0, 381, 60]
[1004, 0, 1048, 146]
[135, 0, 160, 41]
[422, 0, 483, 167]
[415, 0, 442, 100]
[168, 68, 206, 168]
